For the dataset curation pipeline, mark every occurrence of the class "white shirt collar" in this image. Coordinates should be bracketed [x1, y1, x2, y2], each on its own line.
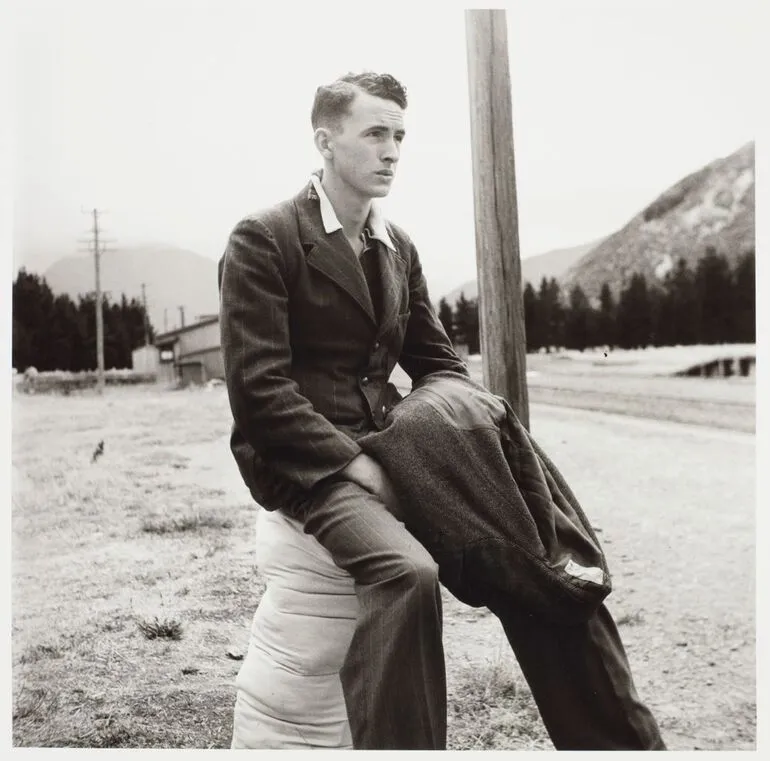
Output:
[310, 173, 396, 253]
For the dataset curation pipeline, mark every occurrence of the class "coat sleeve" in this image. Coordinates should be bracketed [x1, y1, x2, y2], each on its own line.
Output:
[218, 216, 362, 491]
[397, 236, 470, 383]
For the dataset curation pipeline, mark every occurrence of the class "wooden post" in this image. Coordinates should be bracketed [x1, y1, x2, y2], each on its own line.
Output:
[141, 282, 150, 346]
[92, 208, 106, 395]
[465, 9, 530, 430]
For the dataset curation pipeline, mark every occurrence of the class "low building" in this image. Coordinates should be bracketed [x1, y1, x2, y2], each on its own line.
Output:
[131, 344, 160, 375]
[154, 315, 224, 385]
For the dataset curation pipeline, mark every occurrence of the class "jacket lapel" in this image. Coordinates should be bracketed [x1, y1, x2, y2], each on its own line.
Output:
[373, 238, 408, 340]
[294, 185, 376, 325]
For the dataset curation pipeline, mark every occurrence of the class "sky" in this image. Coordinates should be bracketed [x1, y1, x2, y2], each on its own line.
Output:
[11, 0, 761, 300]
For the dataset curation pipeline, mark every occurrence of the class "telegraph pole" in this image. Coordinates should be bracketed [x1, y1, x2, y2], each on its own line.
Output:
[79, 208, 109, 394]
[92, 209, 106, 394]
[163, 307, 168, 333]
[178, 305, 185, 329]
[465, 9, 530, 430]
[141, 282, 150, 346]
[77, 209, 114, 392]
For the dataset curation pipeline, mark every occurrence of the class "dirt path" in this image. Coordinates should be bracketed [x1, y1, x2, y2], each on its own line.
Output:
[177, 401, 755, 751]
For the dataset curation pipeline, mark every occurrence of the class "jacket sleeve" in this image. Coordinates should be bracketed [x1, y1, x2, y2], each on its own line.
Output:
[397, 237, 470, 383]
[218, 217, 362, 491]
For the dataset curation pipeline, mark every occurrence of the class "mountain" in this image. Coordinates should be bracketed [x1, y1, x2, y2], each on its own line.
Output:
[561, 141, 755, 301]
[44, 244, 219, 335]
[440, 239, 600, 305]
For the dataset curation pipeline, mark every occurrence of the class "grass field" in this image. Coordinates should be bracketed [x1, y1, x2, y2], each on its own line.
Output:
[12, 386, 257, 748]
[11, 349, 756, 749]
[392, 348, 756, 432]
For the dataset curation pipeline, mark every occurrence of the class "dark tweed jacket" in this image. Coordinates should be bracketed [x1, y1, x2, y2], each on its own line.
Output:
[218, 180, 468, 513]
[359, 372, 613, 624]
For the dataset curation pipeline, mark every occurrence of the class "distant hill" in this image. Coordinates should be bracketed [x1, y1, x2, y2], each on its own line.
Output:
[44, 244, 219, 335]
[440, 239, 600, 306]
[561, 141, 755, 301]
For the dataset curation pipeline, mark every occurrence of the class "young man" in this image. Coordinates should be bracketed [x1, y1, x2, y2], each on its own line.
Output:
[219, 72, 665, 750]
[219, 72, 467, 749]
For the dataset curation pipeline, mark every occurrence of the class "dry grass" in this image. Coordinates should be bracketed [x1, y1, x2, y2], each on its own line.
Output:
[141, 512, 233, 535]
[137, 616, 184, 641]
[446, 650, 551, 750]
[19, 643, 64, 664]
[616, 611, 646, 627]
[389, 346, 756, 432]
[11, 383, 555, 749]
[13, 685, 60, 721]
[11, 365, 755, 750]
[12, 385, 260, 748]
[525, 344, 756, 377]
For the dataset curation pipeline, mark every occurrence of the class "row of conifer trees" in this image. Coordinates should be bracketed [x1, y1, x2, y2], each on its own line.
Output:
[13, 269, 154, 372]
[438, 247, 755, 354]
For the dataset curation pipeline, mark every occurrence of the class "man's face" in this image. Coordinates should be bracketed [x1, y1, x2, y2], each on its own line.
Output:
[323, 89, 406, 200]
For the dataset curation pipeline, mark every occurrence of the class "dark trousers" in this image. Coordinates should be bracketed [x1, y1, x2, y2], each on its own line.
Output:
[298, 479, 447, 750]
[294, 482, 665, 750]
[487, 592, 666, 750]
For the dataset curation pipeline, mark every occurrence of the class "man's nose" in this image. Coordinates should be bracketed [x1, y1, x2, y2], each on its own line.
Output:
[380, 138, 399, 163]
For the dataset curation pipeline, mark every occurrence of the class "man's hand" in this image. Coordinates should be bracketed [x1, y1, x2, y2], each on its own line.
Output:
[338, 453, 403, 520]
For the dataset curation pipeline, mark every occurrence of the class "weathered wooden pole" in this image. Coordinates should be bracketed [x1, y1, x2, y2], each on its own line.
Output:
[465, 8, 530, 430]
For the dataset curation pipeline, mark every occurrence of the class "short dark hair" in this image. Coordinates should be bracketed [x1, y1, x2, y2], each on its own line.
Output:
[311, 72, 408, 131]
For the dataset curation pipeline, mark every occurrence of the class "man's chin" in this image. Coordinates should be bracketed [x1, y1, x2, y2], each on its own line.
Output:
[349, 178, 394, 200]
[368, 181, 394, 198]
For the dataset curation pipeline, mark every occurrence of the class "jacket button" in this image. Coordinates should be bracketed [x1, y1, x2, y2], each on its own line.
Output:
[361, 376, 369, 385]
[373, 341, 380, 351]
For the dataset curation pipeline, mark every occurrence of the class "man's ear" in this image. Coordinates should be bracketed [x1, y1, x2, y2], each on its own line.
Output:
[313, 127, 335, 160]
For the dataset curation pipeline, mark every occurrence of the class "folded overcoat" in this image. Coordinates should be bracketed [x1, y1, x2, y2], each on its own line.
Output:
[359, 372, 612, 624]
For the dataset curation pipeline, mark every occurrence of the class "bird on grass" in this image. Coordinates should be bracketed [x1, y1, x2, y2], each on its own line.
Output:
[92, 440, 104, 463]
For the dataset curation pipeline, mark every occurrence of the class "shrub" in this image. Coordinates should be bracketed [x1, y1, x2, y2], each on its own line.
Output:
[137, 616, 183, 641]
[141, 512, 233, 535]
